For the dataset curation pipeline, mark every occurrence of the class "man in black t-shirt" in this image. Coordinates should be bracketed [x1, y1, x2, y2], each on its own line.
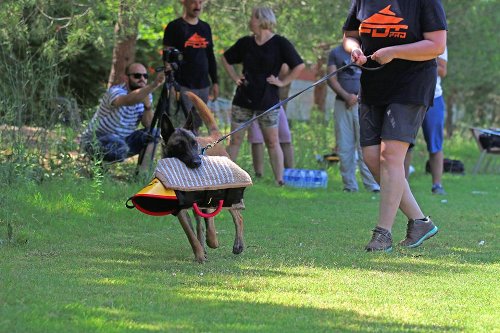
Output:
[343, 0, 447, 252]
[163, 0, 218, 132]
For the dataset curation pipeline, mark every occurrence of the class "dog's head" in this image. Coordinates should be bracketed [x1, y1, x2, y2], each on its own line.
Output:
[160, 111, 202, 169]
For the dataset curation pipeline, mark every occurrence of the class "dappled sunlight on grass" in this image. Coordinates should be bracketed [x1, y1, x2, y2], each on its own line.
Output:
[96, 277, 128, 286]
[2, 154, 500, 332]
[26, 191, 95, 217]
[279, 188, 326, 199]
[63, 303, 188, 331]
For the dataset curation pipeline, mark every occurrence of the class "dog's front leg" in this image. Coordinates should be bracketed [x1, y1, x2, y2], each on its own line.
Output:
[177, 210, 206, 263]
[229, 209, 244, 254]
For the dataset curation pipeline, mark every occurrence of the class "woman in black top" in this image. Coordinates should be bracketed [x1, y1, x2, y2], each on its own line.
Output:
[222, 6, 305, 185]
[343, 0, 447, 251]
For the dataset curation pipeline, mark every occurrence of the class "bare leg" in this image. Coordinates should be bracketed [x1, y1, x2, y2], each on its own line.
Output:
[404, 150, 412, 179]
[281, 142, 295, 169]
[227, 123, 246, 162]
[261, 126, 284, 184]
[363, 142, 425, 232]
[251, 143, 265, 177]
[429, 150, 444, 185]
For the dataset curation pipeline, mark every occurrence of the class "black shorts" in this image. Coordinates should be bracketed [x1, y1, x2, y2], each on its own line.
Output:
[359, 103, 427, 147]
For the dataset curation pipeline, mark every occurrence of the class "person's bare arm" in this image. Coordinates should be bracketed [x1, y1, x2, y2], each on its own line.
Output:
[437, 57, 447, 78]
[371, 30, 446, 64]
[327, 64, 358, 108]
[221, 55, 244, 86]
[344, 30, 446, 66]
[267, 63, 305, 87]
[141, 107, 154, 128]
[343, 31, 366, 65]
[113, 72, 165, 107]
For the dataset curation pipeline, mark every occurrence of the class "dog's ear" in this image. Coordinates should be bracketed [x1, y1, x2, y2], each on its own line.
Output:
[183, 109, 195, 132]
[160, 114, 175, 141]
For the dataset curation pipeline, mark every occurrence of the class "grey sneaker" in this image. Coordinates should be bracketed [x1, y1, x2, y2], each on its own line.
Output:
[399, 217, 438, 248]
[365, 226, 393, 252]
[432, 184, 446, 195]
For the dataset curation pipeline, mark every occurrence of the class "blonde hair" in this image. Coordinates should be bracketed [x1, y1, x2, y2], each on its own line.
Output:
[252, 7, 277, 31]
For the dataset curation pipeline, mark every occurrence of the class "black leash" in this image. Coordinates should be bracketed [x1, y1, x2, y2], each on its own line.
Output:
[201, 56, 384, 154]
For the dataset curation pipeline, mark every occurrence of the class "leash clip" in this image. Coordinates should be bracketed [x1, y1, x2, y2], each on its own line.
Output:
[201, 142, 215, 156]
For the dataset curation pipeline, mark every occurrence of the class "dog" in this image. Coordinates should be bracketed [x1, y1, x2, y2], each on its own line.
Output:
[160, 91, 245, 263]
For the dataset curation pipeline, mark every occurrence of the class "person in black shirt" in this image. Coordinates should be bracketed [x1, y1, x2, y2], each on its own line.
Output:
[222, 6, 304, 186]
[163, 0, 218, 132]
[343, 0, 447, 251]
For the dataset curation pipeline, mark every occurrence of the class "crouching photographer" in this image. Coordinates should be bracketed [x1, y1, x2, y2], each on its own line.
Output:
[80, 63, 165, 174]
[163, 0, 219, 132]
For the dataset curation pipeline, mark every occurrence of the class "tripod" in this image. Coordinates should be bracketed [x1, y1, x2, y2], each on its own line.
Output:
[135, 65, 190, 175]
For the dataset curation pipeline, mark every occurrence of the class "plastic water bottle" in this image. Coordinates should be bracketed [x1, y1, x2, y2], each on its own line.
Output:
[283, 168, 292, 185]
[284, 168, 328, 188]
[320, 170, 328, 188]
[305, 170, 315, 188]
[290, 168, 299, 187]
[297, 169, 306, 187]
[313, 170, 322, 188]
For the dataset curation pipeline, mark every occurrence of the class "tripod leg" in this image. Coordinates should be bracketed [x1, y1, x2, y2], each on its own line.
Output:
[135, 85, 170, 175]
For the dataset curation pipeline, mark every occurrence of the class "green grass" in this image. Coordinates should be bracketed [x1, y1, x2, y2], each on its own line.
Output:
[1, 143, 499, 332]
[1, 122, 499, 332]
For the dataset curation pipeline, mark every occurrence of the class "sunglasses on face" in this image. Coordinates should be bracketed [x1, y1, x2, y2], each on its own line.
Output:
[128, 73, 149, 79]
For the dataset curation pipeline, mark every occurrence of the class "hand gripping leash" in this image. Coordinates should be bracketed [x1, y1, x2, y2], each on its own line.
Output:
[201, 56, 384, 155]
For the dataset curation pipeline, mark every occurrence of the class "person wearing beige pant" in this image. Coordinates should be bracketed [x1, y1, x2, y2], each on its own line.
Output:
[327, 45, 379, 192]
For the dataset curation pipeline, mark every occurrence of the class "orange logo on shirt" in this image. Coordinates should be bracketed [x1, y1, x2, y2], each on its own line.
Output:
[360, 5, 408, 38]
[185, 33, 209, 48]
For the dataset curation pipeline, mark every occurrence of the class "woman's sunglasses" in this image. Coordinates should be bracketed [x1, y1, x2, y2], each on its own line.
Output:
[128, 73, 149, 79]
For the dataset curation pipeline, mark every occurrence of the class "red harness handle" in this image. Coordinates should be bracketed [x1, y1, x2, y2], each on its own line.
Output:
[192, 200, 224, 218]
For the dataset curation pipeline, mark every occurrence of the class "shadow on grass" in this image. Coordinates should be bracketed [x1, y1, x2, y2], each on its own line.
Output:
[36, 290, 461, 333]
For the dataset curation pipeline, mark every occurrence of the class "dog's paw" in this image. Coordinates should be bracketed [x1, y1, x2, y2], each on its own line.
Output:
[232, 244, 244, 255]
[206, 238, 219, 249]
[194, 253, 207, 263]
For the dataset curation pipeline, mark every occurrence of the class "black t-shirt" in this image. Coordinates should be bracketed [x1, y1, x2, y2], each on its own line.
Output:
[223, 35, 303, 111]
[343, 0, 447, 106]
[163, 18, 218, 89]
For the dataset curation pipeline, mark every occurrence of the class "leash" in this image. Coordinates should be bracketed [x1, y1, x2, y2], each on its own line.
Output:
[201, 56, 385, 155]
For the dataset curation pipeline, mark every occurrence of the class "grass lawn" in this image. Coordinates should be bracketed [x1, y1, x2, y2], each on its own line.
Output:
[1, 159, 499, 332]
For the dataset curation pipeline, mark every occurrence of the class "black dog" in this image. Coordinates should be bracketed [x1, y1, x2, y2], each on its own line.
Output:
[161, 92, 245, 263]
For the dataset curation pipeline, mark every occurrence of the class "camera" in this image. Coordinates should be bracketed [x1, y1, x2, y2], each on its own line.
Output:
[163, 47, 183, 65]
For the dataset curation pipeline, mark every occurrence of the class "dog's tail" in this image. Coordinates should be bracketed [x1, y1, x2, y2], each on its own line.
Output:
[184, 91, 221, 137]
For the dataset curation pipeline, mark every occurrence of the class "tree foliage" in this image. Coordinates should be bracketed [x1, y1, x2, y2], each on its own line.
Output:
[0, 0, 498, 127]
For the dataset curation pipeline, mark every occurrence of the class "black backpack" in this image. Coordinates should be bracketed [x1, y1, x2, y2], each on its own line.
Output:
[479, 133, 500, 150]
[425, 158, 465, 174]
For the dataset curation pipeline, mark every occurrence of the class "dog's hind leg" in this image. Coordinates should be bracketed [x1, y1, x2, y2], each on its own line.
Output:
[177, 210, 206, 263]
[193, 213, 206, 250]
[204, 215, 219, 249]
[229, 209, 244, 254]
[192, 210, 219, 249]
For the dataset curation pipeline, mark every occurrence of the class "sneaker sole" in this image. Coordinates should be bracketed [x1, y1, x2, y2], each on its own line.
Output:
[366, 246, 393, 253]
[405, 226, 439, 248]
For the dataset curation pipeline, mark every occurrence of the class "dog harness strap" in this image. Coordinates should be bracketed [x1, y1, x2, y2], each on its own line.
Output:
[192, 200, 224, 218]
[125, 198, 135, 209]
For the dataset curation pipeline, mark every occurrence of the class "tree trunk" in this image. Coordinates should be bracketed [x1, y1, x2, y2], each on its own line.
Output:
[313, 56, 327, 113]
[107, 1, 139, 88]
